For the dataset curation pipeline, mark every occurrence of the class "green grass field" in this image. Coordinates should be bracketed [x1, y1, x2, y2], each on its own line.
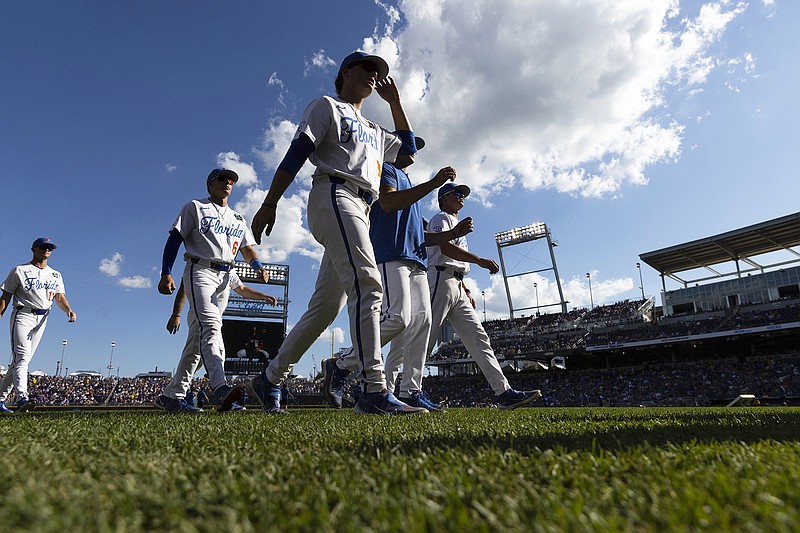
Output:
[2, 407, 799, 532]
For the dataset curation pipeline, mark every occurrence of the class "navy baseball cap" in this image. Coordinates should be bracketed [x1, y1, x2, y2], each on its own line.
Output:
[339, 51, 389, 80]
[32, 237, 57, 249]
[414, 136, 426, 151]
[207, 168, 239, 186]
[438, 183, 470, 200]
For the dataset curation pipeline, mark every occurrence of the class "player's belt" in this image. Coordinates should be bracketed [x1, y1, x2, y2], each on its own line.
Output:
[189, 258, 231, 272]
[15, 305, 49, 315]
[435, 266, 464, 280]
[328, 176, 373, 206]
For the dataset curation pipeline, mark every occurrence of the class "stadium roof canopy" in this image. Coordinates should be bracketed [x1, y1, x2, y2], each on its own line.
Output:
[639, 211, 800, 286]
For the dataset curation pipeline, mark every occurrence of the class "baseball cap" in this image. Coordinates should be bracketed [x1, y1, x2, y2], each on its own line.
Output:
[207, 168, 239, 187]
[414, 136, 426, 151]
[438, 183, 471, 200]
[339, 51, 390, 80]
[32, 237, 57, 250]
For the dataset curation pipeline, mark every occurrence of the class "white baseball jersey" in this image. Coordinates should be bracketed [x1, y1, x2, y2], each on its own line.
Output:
[426, 211, 471, 274]
[171, 198, 255, 264]
[297, 95, 402, 197]
[229, 270, 244, 291]
[1, 264, 65, 310]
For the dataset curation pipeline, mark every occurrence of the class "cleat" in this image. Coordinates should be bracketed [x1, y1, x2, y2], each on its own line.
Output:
[15, 398, 36, 413]
[322, 358, 351, 409]
[355, 391, 428, 415]
[496, 389, 542, 410]
[342, 382, 361, 408]
[0, 401, 13, 415]
[246, 374, 287, 414]
[153, 394, 202, 413]
[406, 390, 445, 412]
[210, 384, 245, 412]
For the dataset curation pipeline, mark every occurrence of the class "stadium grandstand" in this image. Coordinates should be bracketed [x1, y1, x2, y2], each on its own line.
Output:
[423, 212, 800, 405]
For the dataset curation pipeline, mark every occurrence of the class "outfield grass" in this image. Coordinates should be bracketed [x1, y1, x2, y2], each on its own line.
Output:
[1, 407, 799, 532]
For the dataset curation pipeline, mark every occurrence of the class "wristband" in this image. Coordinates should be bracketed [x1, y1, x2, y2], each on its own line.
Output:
[250, 259, 264, 271]
[171, 314, 180, 318]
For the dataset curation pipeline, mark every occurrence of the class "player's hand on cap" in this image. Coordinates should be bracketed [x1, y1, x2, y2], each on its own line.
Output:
[478, 257, 500, 275]
[431, 166, 456, 188]
[251, 204, 277, 244]
[452, 217, 473, 238]
[167, 315, 180, 334]
[375, 76, 400, 104]
[158, 274, 176, 295]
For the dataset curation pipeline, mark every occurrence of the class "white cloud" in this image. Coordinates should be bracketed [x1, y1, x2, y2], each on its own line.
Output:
[352, 0, 747, 200]
[117, 276, 152, 289]
[267, 72, 284, 89]
[99, 252, 124, 277]
[304, 49, 336, 77]
[166, 163, 177, 172]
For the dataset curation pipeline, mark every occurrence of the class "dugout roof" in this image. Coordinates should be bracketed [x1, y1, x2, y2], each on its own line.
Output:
[639, 211, 800, 285]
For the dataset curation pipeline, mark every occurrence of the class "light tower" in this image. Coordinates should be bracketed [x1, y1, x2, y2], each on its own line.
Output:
[494, 222, 567, 318]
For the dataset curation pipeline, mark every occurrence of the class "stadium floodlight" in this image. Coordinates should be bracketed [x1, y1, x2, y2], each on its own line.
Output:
[494, 221, 567, 317]
[495, 222, 548, 246]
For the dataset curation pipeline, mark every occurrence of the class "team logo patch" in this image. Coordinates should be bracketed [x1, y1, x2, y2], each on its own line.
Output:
[234, 214, 243, 221]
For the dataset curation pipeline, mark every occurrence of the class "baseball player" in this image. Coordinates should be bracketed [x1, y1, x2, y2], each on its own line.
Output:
[158, 168, 270, 412]
[323, 139, 473, 411]
[155, 272, 277, 412]
[0, 238, 76, 414]
[426, 183, 542, 409]
[247, 51, 426, 415]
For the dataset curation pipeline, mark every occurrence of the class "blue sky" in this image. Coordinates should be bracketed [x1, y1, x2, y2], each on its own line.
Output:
[1, 0, 797, 379]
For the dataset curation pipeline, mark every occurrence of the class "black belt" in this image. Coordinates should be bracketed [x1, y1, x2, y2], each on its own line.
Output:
[190, 258, 231, 272]
[16, 305, 49, 315]
[436, 266, 464, 280]
[329, 176, 373, 206]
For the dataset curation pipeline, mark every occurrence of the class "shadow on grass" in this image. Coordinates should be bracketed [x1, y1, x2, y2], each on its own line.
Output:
[352, 410, 800, 454]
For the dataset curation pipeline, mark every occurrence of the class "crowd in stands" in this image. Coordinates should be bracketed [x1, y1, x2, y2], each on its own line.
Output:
[422, 354, 798, 407]
[14, 374, 322, 407]
[7, 351, 795, 409]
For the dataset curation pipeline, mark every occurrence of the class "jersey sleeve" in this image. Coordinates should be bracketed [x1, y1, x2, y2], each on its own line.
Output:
[427, 212, 452, 235]
[56, 271, 66, 295]
[236, 213, 256, 250]
[295, 97, 333, 148]
[379, 163, 399, 190]
[0, 267, 19, 295]
[228, 271, 244, 291]
[381, 128, 402, 164]
[172, 201, 197, 240]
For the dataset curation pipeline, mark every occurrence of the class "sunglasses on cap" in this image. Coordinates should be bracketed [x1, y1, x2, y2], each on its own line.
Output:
[447, 190, 465, 199]
[215, 176, 235, 185]
[34, 245, 56, 250]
